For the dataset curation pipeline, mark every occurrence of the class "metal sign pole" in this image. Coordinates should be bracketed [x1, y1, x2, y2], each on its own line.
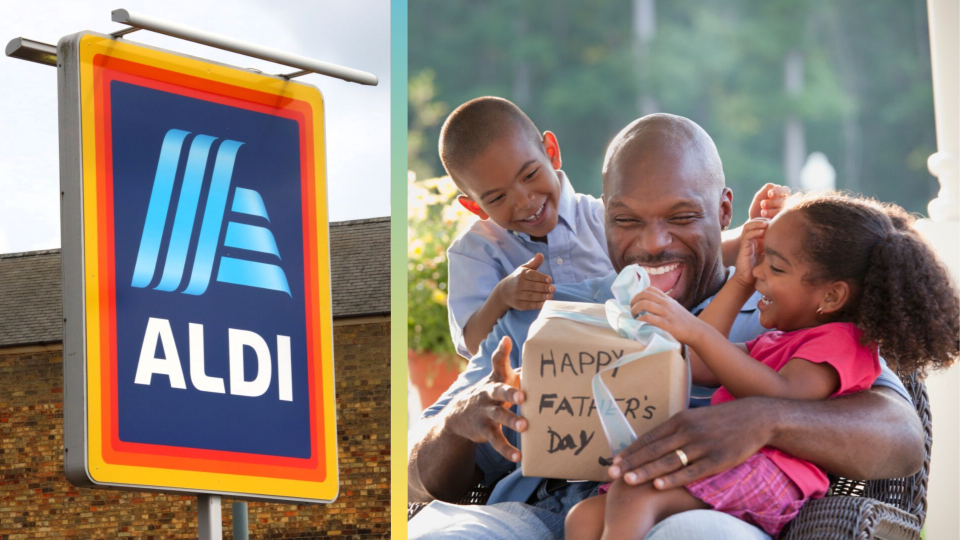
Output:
[198, 495, 222, 540]
[232, 502, 249, 540]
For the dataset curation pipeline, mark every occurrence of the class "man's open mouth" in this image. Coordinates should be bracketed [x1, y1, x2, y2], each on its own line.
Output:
[641, 263, 683, 296]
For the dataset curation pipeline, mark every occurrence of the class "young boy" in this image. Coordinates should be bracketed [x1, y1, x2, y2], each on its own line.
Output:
[440, 97, 787, 357]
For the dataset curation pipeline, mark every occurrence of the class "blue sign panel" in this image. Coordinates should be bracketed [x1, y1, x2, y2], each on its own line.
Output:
[111, 81, 311, 458]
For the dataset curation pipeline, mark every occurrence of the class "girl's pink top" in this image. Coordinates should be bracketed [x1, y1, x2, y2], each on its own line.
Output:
[711, 322, 881, 499]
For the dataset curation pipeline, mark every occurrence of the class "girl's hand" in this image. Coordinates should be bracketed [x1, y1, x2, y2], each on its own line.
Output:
[630, 287, 704, 345]
[734, 219, 768, 288]
[748, 183, 790, 220]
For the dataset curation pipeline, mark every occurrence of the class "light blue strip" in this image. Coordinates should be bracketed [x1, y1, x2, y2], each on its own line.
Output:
[216, 256, 291, 296]
[130, 129, 190, 288]
[154, 134, 217, 292]
[224, 221, 281, 258]
[231, 187, 270, 221]
[183, 140, 244, 296]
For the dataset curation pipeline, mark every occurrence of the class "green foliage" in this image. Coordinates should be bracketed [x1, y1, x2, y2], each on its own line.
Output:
[407, 173, 477, 355]
[409, 0, 938, 225]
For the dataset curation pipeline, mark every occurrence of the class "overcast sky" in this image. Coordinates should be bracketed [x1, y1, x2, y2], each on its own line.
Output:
[0, 0, 390, 254]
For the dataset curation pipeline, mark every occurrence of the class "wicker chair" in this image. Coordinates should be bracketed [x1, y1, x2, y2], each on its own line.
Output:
[410, 372, 931, 540]
[779, 372, 930, 539]
[408, 483, 495, 521]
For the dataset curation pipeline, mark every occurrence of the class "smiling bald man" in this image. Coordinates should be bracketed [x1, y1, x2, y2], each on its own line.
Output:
[408, 114, 923, 540]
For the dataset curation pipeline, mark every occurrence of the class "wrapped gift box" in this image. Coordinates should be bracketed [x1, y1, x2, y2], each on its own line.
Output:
[519, 300, 689, 482]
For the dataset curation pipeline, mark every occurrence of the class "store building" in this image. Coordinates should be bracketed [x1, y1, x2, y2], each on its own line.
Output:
[0, 217, 390, 539]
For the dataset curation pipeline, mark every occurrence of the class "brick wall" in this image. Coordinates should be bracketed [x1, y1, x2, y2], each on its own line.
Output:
[0, 320, 390, 539]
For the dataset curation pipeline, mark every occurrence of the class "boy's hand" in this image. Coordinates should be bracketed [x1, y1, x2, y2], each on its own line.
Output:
[733, 219, 768, 288]
[749, 183, 790, 220]
[630, 287, 704, 345]
[496, 253, 555, 311]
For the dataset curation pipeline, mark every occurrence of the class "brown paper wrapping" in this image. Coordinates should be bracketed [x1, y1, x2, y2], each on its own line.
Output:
[519, 301, 688, 482]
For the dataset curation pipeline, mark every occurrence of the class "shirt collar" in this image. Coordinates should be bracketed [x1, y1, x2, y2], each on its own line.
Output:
[555, 170, 578, 235]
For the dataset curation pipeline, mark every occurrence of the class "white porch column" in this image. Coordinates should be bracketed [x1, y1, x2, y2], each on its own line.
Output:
[914, 0, 959, 537]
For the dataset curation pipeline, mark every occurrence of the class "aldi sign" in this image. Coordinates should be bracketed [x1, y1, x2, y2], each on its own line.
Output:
[58, 32, 337, 503]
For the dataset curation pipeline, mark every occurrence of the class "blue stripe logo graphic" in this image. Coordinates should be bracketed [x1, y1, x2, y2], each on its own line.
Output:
[130, 129, 291, 296]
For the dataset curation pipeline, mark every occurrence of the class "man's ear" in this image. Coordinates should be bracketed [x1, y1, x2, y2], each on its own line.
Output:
[542, 131, 562, 170]
[719, 188, 733, 230]
[819, 281, 851, 317]
[458, 195, 489, 220]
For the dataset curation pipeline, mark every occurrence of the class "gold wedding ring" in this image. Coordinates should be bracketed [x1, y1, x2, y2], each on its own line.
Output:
[675, 448, 689, 467]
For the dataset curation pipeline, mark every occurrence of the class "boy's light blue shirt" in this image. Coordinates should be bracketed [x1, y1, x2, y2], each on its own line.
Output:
[422, 271, 911, 506]
[447, 171, 613, 357]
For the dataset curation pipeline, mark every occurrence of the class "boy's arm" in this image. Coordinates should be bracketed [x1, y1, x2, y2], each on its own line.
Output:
[461, 253, 554, 356]
[461, 289, 510, 356]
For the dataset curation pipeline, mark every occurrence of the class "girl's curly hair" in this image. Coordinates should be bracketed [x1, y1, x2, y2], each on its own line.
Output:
[788, 191, 959, 374]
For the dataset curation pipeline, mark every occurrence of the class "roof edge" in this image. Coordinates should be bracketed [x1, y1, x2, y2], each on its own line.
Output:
[329, 216, 390, 227]
[332, 310, 391, 320]
[0, 248, 62, 259]
[0, 216, 391, 260]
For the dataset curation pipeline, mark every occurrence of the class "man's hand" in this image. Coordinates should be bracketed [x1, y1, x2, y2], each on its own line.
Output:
[608, 398, 773, 489]
[496, 253, 555, 311]
[748, 183, 790, 220]
[630, 287, 707, 346]
[442, 337, 528, 462]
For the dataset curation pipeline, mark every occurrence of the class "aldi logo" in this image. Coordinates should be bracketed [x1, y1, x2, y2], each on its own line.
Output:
[59, 32, 338, 503]
[130, 129, 290, 296]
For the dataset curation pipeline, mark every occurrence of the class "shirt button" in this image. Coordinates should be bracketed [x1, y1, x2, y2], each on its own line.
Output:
[556, 257, 563, 265]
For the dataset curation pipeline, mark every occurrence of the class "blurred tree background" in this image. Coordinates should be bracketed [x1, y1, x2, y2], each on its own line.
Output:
[408, 0, 938, 227]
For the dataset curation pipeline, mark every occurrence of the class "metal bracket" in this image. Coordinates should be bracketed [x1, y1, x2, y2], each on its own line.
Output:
[109, 26, 141, 39]
[5, 8, 378, 86]
[110, 9, 378, 85]
[5, 37, 57, 67]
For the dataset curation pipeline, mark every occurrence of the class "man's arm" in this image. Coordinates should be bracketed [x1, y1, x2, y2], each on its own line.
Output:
[765, 387, 923, 479]
[409, 337, 527, 503]
[609, 387, 924, 488]
[408, 409, 486, 502]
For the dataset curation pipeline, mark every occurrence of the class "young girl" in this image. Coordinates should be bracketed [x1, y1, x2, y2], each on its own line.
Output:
[565, 192, 959, 539]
